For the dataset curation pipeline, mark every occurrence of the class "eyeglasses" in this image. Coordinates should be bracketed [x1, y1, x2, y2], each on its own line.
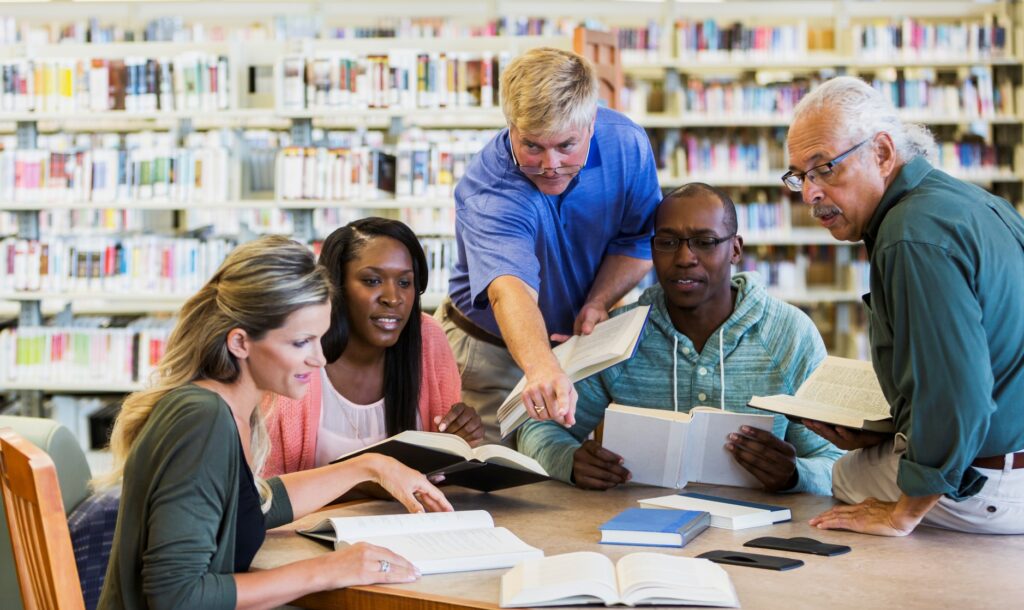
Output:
[651, 233, 736, 255]
[508, 129, 590, 177]
[781, 138, 871, 192]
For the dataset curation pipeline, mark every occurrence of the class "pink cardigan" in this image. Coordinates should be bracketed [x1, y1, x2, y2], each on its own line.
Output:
[262, 313, 461, 477]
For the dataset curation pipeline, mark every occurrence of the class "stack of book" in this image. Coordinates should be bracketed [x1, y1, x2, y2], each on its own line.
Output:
[0, 316, 174, 387]
[0, 131, 233, 205]
[0, 235, 236, 294]
[0, 53, 231, 114]
[853, 16, 1009, 61]
[279, 51, 503, 111]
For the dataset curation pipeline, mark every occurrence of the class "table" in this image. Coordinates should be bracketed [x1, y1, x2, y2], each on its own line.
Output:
[252, 481, 1024, 609]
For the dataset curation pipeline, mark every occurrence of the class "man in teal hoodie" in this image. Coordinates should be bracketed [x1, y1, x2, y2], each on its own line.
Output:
[518, 183, 841, 495]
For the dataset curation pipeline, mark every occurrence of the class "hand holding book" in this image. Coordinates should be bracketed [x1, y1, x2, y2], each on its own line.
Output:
[800, 420, 891, 452]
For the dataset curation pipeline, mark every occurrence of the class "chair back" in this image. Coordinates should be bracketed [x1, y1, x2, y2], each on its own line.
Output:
[0, 428, 85, 610]
[573, 27, 623, 111]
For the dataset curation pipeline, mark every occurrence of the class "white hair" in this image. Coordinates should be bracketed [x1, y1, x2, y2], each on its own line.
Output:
[792, 76, 937, 162]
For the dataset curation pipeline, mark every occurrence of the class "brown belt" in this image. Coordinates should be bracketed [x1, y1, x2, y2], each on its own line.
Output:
[444, 301, 507, 349]
[972, 452, 1024, 470]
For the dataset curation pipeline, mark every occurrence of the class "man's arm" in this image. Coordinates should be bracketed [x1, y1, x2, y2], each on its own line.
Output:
[488, 275, 576, 426]
[566, 254, 652, 338]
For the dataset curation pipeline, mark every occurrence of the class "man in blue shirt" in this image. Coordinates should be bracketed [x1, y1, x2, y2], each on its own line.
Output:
[518, 183, 841, 495]
[786, 76, 1024, 536]
[435, 47, 661, 442]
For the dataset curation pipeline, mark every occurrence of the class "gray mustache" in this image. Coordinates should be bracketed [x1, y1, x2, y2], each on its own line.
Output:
[812, 205, 842, 218]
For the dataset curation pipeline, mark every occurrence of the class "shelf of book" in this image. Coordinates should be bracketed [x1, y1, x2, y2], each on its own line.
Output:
[0, 198, 456, 211]
[659, 170, 1020, 189]
[766, 288, 863, 305]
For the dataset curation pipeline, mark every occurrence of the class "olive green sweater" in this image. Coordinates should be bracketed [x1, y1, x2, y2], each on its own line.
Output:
[99, 385, 293, 610]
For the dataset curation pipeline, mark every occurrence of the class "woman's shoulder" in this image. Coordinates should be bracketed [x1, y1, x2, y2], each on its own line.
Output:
[419, 313, 449, 349]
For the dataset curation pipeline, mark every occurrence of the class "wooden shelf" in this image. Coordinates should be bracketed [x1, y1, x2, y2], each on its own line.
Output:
[660, 169, 1019, 189]
[634, 113, 1019, 129]
[625, 55, 1020, 73]
[0, 380, 143, 393]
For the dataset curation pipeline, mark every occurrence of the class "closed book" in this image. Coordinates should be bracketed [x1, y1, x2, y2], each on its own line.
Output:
[599, 508, 710, 548]
[639, 492, 791, 531]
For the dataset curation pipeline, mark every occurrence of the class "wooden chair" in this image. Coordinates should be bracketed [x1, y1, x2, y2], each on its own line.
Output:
[573, 27, 623, 111]
[0, 428, 85, 610]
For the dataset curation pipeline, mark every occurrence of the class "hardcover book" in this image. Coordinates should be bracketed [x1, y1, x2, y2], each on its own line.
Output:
[331, 430, 549, 492]
[598, 508, 710, 548]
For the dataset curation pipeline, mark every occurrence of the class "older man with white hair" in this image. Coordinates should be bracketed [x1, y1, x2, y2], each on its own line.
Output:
[785, 76, 1024, 536]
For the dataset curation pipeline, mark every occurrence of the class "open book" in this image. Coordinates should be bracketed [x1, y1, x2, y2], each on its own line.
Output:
[602, 404, 775, 488]
[500, 551, 739, 608]
[300, 510, 542, 574]
[331, 430, 549, 492]
[748, 356, 894, 433]
[497, 305, 651, 439]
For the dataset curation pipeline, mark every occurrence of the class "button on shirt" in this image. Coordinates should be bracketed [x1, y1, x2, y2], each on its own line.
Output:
[448, 107, 662, 337]
[863, 156, 1024, 500]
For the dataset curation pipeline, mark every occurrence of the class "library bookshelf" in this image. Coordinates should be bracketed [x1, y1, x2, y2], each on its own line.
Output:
[1, 1, 1023, 434]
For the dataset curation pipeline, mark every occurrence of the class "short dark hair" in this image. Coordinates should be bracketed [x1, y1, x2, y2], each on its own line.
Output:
[318, 217, 428, 436]
[659, 182, 738, 236]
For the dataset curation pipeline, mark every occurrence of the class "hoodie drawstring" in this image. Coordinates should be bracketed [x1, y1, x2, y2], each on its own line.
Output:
[672, 335, 679, 412]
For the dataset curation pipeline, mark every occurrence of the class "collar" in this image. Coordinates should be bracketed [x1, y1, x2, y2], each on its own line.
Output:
[863, 156, 933, 253]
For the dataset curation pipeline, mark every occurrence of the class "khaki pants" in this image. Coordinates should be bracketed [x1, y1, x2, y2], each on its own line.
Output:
[833, 437, 1024, 534]
[434, 297, 523, 445]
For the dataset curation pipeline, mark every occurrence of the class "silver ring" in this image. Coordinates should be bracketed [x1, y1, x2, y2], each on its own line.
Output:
[379, 559, 391, 573]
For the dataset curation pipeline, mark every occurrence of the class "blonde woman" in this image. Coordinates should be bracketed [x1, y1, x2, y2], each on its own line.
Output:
[97, 235, 452, 610]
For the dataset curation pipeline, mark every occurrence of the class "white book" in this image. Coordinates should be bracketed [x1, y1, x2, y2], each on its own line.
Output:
[603, 404, 774, 489]
[299, 510, 542, 575]
[498, 305, 651, 439]
[500, 551, 738, 608]
[639, 492, 791, 531]
[748, 356, 894, 433]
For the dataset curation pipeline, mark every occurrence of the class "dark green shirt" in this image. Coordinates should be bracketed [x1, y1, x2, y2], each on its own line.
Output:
[99, 385, 294, 610]
[864, 156, 1024, 500]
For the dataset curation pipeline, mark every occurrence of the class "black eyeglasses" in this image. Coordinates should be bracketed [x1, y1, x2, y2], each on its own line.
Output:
[652, 233, 736, 255]
[781, 138, 870, 192]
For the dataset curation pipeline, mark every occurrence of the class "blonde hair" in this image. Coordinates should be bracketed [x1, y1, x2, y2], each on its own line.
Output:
[500, 47, 598, 137]
[792, 76, 937, 162]
[95, 235, 332, 512]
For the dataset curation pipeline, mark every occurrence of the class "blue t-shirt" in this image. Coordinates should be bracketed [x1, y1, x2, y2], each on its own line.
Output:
[449, 107, 661, 337]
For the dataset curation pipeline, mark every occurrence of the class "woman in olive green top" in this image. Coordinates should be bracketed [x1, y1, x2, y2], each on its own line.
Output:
[96, 236, 453, 610]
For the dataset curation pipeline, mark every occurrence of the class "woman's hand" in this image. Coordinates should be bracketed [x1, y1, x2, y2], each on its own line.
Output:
[367, 455, 453, 513]
[434, 403, 485, 447]
[322, 542, 420, 588]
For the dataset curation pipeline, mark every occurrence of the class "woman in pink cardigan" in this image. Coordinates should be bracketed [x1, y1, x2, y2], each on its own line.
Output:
[263, 218, 483, 477]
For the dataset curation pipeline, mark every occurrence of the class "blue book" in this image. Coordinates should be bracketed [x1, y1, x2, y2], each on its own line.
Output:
[599, 508, 711, 547]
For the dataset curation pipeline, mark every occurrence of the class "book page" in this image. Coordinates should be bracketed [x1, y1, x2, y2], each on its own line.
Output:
[561, 306, 650, 375]
[617, 553, 738, 607]
[471, 444, 547, 475]
[390, 430, 473, 458]
[602, 404, 690, 488]
[500, 551, 619, 607]
[359, 526, 540, 574]
[326, 510, 493, 542]
[688, 408, 774, 488]
[794, 356, 890, 417]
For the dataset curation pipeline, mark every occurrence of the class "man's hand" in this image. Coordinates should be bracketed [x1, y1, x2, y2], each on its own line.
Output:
[572, 440, 630, 490]
[573, 301, 610, 336]
[802, 420, 890, 451]
[521, 361, 577, 427]
[434, 403, 485, 447]
[809, 495, 938, 536]
[725, 426, 799, 492]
